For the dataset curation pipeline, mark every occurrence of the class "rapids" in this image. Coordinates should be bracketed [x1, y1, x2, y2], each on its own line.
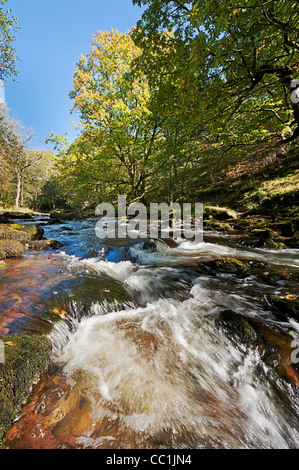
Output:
[1, 216, 299, 449]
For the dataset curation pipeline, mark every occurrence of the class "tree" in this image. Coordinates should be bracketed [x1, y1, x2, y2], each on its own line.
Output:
[51, 29, 165, 206]
[133, 0, 299, 144]
[0, 0, 19, 81]
[0, 110, 34, 209]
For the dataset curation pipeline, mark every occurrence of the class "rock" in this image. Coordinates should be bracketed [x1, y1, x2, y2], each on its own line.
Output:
[268, 295, 299, 321]
[203, 220, 232, 231]
[142, 240, 157, 252]
[198, 257, 288, 286]
[0, 334, 51, 445]
[216, 309, 261, 350]
[27, 240, 64, 251]
[286, 237, 299, 249]
[0, 229, 31, 244]
[0, 224, 44, 242]
[0, 212, 34, 221]
[204, 206, 238, 222]
[237, 228, 286, 249]
[0, 240, 24, 259]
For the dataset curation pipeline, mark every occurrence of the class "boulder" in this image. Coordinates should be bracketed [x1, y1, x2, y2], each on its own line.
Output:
[0, 224, 44, 242]
[0, 240, 24, 259]
[0, 334, 51, 445]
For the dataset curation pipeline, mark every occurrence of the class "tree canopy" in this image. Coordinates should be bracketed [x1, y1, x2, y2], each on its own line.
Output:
[0, 0, 19, 81]
[132, 0, 299, 143]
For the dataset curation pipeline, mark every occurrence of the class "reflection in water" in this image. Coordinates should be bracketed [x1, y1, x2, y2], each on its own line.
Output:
[2, 217, 299, 449]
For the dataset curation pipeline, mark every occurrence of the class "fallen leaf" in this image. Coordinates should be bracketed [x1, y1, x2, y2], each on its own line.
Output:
[4, 342, 16, 347]
[286, 366, 299, 386]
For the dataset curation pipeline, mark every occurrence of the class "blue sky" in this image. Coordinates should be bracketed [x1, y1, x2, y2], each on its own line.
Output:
[4, 0, 144, 151]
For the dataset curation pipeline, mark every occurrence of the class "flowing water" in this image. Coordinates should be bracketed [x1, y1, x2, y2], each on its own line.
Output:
[1, 216, 299, 449]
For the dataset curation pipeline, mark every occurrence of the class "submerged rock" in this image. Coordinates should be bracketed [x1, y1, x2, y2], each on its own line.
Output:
[0, 334, 51, 445]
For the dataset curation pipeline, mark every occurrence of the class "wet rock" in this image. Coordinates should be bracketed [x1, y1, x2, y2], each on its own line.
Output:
[0, 334, 51, 445]
[216, 309, 261, 350]
[200, 257, 256, 276]
[199, 257, 288, 286]
[27, 240, 64, 251]
[267, 295, 299, 321]
[143, 240, 157, 253]
[0, 240, 24, 259]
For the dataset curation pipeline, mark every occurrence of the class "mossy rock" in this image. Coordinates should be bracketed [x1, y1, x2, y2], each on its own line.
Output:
[200, 257, 249, 276]
[203, 206, 238, 221]
[0, 240, 24, 259]
[28, 240, 64, 251]
[0, 334, 51, 446]
[0, 224, 44, 242]
[199, 257, 288, 286]
[10, 224, 44, 240]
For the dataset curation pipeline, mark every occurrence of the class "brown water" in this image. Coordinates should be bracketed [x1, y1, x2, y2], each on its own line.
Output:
[1, 218, 299, 449]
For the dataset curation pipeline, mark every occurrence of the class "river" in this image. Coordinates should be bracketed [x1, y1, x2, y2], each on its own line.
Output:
[1, 215, 299, 449]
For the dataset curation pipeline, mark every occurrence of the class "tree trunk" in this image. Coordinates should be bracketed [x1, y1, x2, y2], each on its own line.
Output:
[15, 171, 21, 210]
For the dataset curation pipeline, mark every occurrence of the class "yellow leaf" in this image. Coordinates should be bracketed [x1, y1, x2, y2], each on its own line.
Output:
[4, 342, 16, 347]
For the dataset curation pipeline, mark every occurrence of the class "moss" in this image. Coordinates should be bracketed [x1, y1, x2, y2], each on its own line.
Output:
[204, 205, 238, 221]
[0, 240, 24, 259]
[10, 224, 44, 240]
[0, 224, 44, 243]
[0, 334, 51, 446]
[201, 257, 249, 275]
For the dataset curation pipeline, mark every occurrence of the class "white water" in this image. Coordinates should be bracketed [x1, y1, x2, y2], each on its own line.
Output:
[52, 235, 299, 448]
